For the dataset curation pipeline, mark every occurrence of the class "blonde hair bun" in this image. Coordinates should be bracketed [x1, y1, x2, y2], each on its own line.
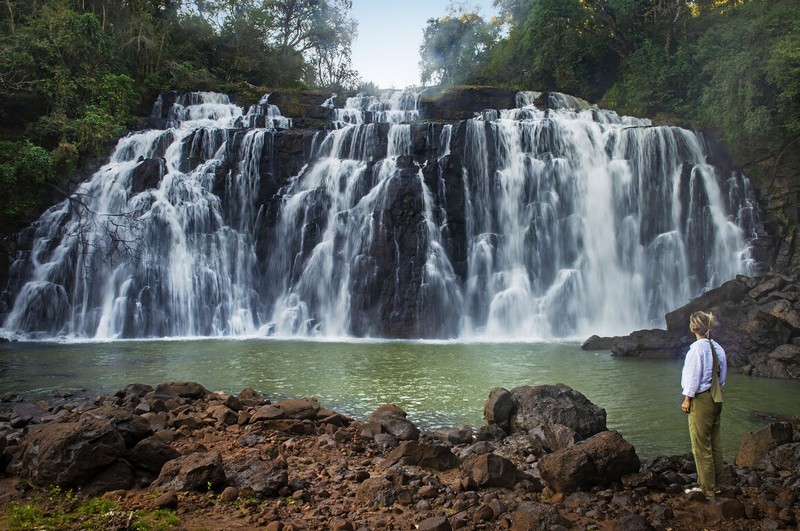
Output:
[689, 311, 717, 338]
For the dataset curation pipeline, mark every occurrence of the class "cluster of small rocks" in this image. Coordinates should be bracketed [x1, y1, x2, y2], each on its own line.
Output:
[0, 381, 798, 530]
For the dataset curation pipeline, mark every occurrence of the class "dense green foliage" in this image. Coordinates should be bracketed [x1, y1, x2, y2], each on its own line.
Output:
[2, 0, 799, 233]
[0, 0, 358, 227]
[419, 9, 500, 85]
[420, 0, 800, 172]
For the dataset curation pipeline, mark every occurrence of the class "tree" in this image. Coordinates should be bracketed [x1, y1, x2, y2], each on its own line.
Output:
[486, 0, 623, 99]
[0, 140, 54, 226]
[419, 8, 500, 86]
[694, 1, 789, 161]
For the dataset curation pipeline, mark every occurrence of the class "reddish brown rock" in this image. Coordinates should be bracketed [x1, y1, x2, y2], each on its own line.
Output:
[538, 430, 640, 493]
[12, 417, 126, 487]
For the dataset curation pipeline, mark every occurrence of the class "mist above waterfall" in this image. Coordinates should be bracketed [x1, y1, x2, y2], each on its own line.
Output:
[0, 90, 760, 340]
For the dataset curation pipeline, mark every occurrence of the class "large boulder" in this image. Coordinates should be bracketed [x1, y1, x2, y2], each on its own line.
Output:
[80, 406, 153, 448]
[511, 501, 569, 531]
[503, 384, 607, 441]
[12, 417, 126, 488]
[770, 442, 800, 473]
[583, 273, 800, 379]
[747, 344, 800, 379]
[537, 430, 640, 493]
[153, 451, 226, 492]
[151, 381, 210, 400]
[484, 387, 514, 433]
[126, 435, 181, 474]
[736, 422, 794, 469]
[275, 398, 320, 420]
[81, 459, 135, 497]
[583, 329, 688, 359]
[461, 452, 528, 489]
[368, 404, 420, 441]
[380, 440, 460, 471]
[223, 451, 288, 497]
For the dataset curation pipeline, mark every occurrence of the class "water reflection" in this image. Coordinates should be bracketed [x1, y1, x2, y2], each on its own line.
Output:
[1, 339, 798, 461]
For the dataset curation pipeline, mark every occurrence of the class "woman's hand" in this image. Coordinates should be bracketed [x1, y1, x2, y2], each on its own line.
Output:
[682, 397, 691, 414]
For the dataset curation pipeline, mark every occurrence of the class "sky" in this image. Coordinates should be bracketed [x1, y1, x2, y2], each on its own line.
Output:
[350, 0, 499, 89]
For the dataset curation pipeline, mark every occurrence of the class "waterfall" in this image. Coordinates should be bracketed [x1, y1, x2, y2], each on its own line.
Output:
[1, 89, 760, 340]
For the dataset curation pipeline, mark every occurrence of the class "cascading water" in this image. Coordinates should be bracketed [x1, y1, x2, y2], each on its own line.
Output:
[0, 89, 760, 340]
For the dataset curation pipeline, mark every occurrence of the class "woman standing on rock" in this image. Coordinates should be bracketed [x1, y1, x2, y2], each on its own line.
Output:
[681, 311, 727, 495]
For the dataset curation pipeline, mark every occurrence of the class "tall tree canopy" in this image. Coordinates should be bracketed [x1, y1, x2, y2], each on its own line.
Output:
[480, 0, 800, 169]
[419, 6, 500, 86]
[0, 0, 359, 227]
[1, 0, 799, 234]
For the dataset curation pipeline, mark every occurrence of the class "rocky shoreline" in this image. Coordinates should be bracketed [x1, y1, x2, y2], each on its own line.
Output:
[1, 381, 798, 530]
[582, 272, 800, 380]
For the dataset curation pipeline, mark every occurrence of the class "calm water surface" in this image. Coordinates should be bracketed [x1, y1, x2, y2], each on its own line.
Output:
[1, 339, 798, 461]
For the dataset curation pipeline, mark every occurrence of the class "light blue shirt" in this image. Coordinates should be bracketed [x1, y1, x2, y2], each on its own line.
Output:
[681, 338, 727, 397]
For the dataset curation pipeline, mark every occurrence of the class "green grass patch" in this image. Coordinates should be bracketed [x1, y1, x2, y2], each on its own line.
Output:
[3, 487, 180, 531]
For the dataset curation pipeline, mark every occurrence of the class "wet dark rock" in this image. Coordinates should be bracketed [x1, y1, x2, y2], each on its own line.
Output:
[346, 161, 461, 338]
[590, 328, 686, 359]
[130, 158, 165, 194]
[538, 430, 640, 493]
[418, 86, 518, 121]
[585, 274, 800, 379]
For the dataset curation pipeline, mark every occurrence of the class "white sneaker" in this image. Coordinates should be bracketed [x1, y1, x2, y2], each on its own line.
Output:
[684, 486, 703, 494]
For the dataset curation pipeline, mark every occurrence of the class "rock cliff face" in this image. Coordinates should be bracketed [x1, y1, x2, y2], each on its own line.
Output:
[747, 150, 800, 271]
[583, 271, 800, 379]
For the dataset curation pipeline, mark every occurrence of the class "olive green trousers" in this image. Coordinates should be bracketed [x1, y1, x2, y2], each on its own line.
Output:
[688, 391, 724, 490]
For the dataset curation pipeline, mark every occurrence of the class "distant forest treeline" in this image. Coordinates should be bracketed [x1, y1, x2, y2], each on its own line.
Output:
[1, 0, 798, 235]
